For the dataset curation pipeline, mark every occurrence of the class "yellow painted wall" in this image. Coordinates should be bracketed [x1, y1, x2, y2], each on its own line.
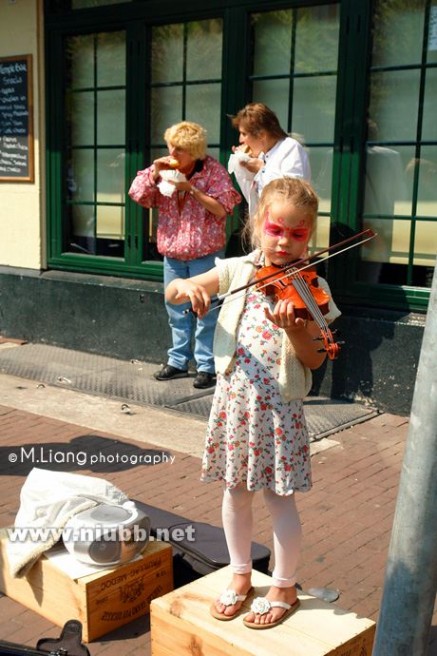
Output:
[0, 0, 44, 269]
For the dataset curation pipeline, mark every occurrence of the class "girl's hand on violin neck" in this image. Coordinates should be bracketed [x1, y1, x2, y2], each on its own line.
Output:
[264, 299, 327, 370]
[264, 298, 305, 333]
[165, 279, 211, 318]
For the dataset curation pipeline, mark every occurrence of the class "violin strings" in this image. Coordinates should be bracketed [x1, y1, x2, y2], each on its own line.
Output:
[290, 272, 329, 329]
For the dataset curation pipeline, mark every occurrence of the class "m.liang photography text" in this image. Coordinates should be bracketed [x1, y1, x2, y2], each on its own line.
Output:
[7, 446, 176, 467]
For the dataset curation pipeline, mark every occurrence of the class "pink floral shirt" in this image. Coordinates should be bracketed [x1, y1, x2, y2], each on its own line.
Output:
[128, 155, 241, 260]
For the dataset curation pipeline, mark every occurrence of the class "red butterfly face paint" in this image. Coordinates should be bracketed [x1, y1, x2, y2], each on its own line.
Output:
[263, 218, 310, 242]
[261, 204, 313, 266]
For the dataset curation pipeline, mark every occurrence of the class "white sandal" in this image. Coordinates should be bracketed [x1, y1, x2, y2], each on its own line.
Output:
[210, 586, 254, 621]
[243, 596, 300, 629]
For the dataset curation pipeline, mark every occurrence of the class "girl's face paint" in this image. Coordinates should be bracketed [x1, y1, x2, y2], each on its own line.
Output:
[263, 218, 310, 242]
[260, 201, 313, 266]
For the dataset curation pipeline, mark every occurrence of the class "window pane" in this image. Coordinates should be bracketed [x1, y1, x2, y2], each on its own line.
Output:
[372, 0, 426, 67]
[295, 5, 340, 73]
[151, 87, 183, 142]
[71, 206, 92, 238]
[71, 150, 94, 202]
[416, 145, 437, 215]
[151, 25, 184, 83]
[428, 3, 437, 63]
[97, 32, 126, 86]
[369, 71, 421, 142]
[252, 79, 289, 124]
[97, 90, 125, 145]
[414, 220, 437, 272]
[312, 148, 333, 214]
[294, 76, 336, 143]
[186, 84, 221, 143]
[422, 67, 437, 141]
[187, 20, 222, 80]
[71, 92, 94, 145]
[96, 205, 124, 240]
[69, 35, 94, 88]
[364, 145, 409, 216]
[96, 149, 125, 203]
[252, 11, 292, 76]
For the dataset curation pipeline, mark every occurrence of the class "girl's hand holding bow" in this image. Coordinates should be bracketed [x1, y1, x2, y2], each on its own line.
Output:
[165, 279, 211, 318]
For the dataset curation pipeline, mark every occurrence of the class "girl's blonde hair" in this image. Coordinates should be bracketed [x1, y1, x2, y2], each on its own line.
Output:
[164, 121, 207, 160]
[246, 177, 319, 249]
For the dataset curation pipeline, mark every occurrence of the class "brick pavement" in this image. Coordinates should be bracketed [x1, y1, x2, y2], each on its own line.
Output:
[0, 403, 436, 655]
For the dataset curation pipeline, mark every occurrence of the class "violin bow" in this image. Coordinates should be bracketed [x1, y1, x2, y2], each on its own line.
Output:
[220, 228, 377, 302]
[183, 228, 376, 315]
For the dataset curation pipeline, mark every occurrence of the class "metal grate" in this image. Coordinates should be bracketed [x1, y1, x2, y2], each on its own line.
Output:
[0, 343, 379, 441]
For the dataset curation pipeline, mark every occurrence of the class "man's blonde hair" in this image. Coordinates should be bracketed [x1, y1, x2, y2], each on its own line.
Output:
[246, 177, 318, 249]
[164, 121, 207, 160]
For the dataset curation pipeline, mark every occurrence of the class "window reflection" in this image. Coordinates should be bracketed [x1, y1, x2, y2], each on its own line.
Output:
[360, 0, 437, 288]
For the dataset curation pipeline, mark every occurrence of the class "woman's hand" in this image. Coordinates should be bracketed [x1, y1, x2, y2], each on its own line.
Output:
[152, 156, 179, 180]
[170, 179, 192, 193]
[240, 157, 264, 174]
[165, 279, 211, 318]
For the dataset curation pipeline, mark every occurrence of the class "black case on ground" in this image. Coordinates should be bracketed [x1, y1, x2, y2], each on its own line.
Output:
[136, 501, 271, 588]
[0, 620, 90, 656]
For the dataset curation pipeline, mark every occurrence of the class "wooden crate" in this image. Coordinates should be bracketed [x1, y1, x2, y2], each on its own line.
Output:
[0, 538, 173, 642]
[151, 566, 375, 656]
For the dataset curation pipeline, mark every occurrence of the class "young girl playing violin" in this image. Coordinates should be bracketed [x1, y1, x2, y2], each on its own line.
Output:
[165, 177, 341, 629]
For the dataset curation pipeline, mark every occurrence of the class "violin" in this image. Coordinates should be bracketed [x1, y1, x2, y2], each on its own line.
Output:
[184, 229, 376, 362]
[254, 264, 342, 360]
[255, 265, 330, 319]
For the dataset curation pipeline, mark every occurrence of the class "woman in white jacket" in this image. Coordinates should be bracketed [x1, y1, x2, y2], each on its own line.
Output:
[229, 102, 311, 217]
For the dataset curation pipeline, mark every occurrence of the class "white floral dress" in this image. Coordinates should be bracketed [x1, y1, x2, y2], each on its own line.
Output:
[201, 287, 311, 496]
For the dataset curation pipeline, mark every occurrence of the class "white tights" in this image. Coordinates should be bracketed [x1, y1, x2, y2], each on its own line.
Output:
[222, 485, 302, 588]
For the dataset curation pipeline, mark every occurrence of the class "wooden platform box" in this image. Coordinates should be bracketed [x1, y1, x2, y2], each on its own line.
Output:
[151, 566, 375, 656]
[0, 538, 173, 642]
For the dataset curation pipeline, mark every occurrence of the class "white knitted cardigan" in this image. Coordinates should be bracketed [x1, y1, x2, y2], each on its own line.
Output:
[213, 250, 341, 402]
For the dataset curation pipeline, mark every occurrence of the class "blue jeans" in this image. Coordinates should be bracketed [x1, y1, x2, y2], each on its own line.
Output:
[163, 251, 223, 373]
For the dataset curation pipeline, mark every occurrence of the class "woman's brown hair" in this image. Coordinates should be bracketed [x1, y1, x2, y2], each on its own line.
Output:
[231, 103, 288, 140]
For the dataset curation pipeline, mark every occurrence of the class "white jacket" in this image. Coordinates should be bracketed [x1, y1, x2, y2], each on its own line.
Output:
[213, 251, 341, 402]
[231, 137, 311, 216]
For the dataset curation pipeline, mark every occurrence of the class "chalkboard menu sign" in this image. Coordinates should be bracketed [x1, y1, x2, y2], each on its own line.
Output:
[0, 55, 34, 182]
